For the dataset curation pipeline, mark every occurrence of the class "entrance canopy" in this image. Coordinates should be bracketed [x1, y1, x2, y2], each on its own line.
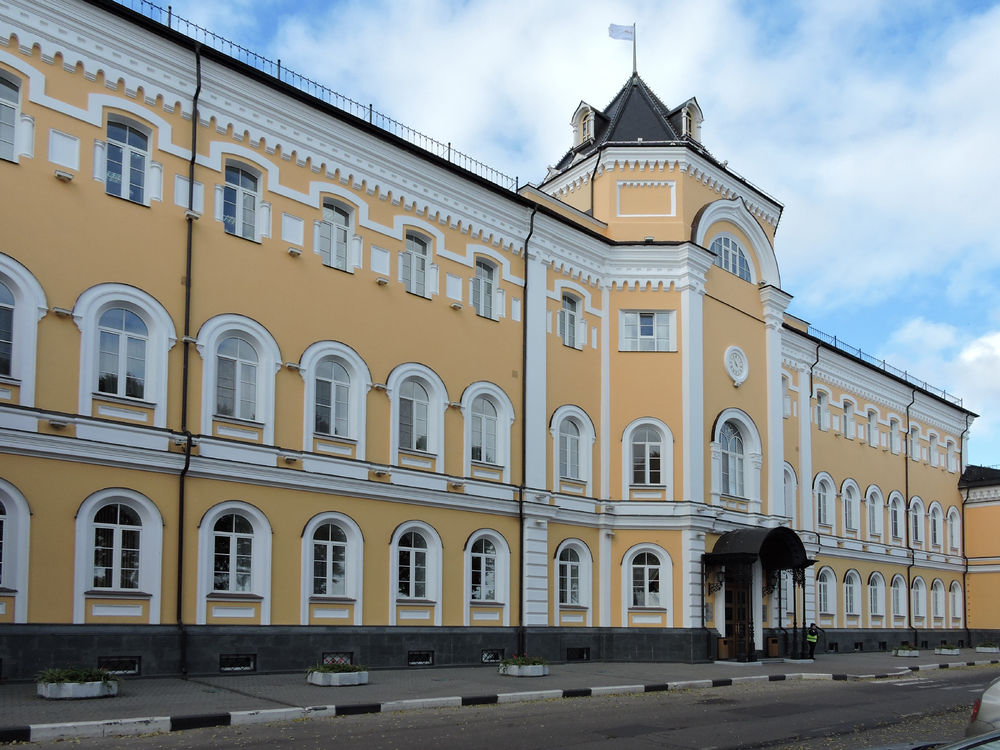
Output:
[703, 527, 811, 571]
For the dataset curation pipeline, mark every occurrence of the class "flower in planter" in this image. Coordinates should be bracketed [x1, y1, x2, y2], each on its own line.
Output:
[497, 655, 548, 675]
[979, 642, 997, 648]
[306, 663, 367, 674]
[35, 667, 120, 687]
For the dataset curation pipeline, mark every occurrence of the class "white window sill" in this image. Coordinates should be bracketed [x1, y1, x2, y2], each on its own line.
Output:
[313, 433, 357, 444]
[628, 606, 666, 612]
[105, 192, 150, 209]
[468, 600, 504, 606]
[395, 598, 436, 605]
[399, 448, 437, 459]
[213, 414, 265, 428]
[207, 592, 264, 601]
[0, 375, 22, 386]
[309, 595, 356, 603]
[93, 392, 157, 409]
[557, 604, 587, 611]
[84, 589, 151, 599]
[223, 230, 261, 245]
[630, 485, 666, 490]
[471, 459, 503, 470]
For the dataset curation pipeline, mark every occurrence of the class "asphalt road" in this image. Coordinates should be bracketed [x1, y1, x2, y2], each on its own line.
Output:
[44, 666, 999, 750]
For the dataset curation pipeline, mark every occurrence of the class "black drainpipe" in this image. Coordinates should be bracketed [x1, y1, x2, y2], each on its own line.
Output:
[904, 388, 917, 647]
[518, 205, 538, 656]
[960, 414, 972, 647]
[176, 42, 202, 675]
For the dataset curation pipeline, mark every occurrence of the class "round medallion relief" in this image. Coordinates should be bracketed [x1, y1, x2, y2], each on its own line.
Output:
[724, 346, 748, 387]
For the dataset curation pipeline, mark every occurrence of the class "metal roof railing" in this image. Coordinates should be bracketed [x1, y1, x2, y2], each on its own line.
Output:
[110, 0, 519, 192]
[808, 326, 962, 407]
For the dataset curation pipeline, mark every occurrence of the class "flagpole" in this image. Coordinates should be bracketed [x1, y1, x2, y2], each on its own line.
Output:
[632, 23, 637, 73]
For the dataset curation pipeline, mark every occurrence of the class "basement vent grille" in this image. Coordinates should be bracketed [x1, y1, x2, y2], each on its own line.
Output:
[97, 656, 141, 675]
[407, 650, 434, 667]
[219, 654, 256, 672]
[567, 647, 591, 661]
[481, 649, 504, 664]
[322, 652, 353, 666]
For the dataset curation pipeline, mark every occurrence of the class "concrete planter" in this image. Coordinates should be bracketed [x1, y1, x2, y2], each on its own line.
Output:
[499, 664, 549, 677]
[893, 649, 920, 657]
[307, 670, 368, 686]
[37, 681, 118, 700]
[977, 646, 1000, 654]
[935, 648, 961, 656]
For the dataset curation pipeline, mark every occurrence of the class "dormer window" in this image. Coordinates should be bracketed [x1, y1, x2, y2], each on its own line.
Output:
[582, 114, 593, 142]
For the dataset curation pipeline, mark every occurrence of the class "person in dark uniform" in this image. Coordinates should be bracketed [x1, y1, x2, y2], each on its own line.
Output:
[807, 623, 820, 659]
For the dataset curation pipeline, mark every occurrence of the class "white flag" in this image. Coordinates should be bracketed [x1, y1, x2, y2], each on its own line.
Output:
[609, 23, 634, 41]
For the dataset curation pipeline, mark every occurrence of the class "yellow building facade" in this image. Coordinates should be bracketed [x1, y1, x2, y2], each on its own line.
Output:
[0, 0, 993, 677]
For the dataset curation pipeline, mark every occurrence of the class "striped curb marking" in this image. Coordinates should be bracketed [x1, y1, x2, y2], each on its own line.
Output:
[3, 660, 998, 744]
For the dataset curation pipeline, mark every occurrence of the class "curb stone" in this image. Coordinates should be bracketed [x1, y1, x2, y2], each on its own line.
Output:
[3, 659, 997, 744]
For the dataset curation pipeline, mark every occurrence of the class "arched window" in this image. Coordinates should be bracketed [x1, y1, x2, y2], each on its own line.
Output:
[843, 401, 855, 439]
[843, 484, 858, 531]
[947, 509, 961, 553]
[399, 379, 429, 452]
[817, 569, 833, 614]
[720, 421, 744, 497]
[782, 464, 797, 520]
[631, 427, 662, 486]
[890, 495, 904, 540]
[931, 579, 945, 618]
[867, 410, 878, 447]
[559, 294, 578, 348]
[402, 233, 428, 296]
[92, 503, 141, 590]
[105, 121, 148, 204]
[0, 281, 13, 377]
[816, 477, 833, 527]
[911, 578, 926, 618]
[816, 391, 830, 431]
[929, 506, 943, 547]
[869, 574, 885, 617]
[559, 419, 581, 480]
[711, 236, 751, 282]
[319, 203, 350, 270]
[311, 522, 347, 596]
[315, 359, 350, 437]
[472, 259, 495, 319]
[910, 499, 924, 545]
[631, 552, 661, 607]
[0, 77, 17, 162]
[950, 582, 962, 623]
[470, 538, 497, 601]
[397, 531, 427, 599]
[867, 487, 883, 537]
[471, 395, 498, 464]
[74, 489, 163, 625]
[892, 576, 906, 618]
[97, 308, 148, 399]
[216, 336, 258, 421]
[558, 547, 580, 605]
[909, 426, 920, 460]
[223, 165, 258, 240]
[844, 571, 860, 616]
[213, 513, 254, 593]
[890, 418, 901, 453]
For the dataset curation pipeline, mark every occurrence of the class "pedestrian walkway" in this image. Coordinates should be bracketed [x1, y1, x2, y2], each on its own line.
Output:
[2, 650, 998, 743]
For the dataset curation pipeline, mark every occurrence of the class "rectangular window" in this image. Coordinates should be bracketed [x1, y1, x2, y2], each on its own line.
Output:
[558, 296, 577, 348]
[620, 311, 673, 351]
[319, 205, 350, 270]
[1, 78, 18, 162]
[223, 166, 258, 240]
[106, 122, 148, 204]
[472, 260, 494, 319]
[403, 235, 427, 296]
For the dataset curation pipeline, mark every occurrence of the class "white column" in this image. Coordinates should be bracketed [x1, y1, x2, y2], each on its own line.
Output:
[600, 285, 611, 499]
[760, 286, 792, 518]
[682, 530, 706, 628]
[522, 497, 555, 626]
[679, 272, 707, 503]
[525, 253, 548, 490]
[599, 515, 613, 626]
[798, 364, 814, 532]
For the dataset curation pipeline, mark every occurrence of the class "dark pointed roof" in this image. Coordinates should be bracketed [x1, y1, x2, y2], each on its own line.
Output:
[960, 465, 1000, 488]
[551, 73, 687, 173]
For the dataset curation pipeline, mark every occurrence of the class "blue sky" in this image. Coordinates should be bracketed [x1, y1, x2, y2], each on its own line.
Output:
[161, 0, 1000, 463]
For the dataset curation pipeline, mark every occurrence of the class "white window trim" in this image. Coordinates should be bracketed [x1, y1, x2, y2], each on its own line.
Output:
[814, 389, 831, 431]
[313, 198, 360, 273]
[618, 309, 677, 352]
[891, 574, 908, 623]
[470, 257, 501, 321]
[947, 508, 961, 554]
[215, 160, 266, 242]
[195, 314, 281, 445]
[928, 503, 944, 549]
[298, 340, 372, 460]
[552, 538, 593, 626]
[73, 488, 163, 624]
[622, 416, 674, 501]
[463, 529, 511, 626]
[888, 491, 905, 542]
[73, 284, 176, 428]
[389, 520, 442, 626]
[931, 579, 945, 619]
[841, 479, 860, 533]
[911, 577, 926, 619]
[950, 582, 963, 625]
[782, 462, 797, 521]
[299, 511, 364, 625]
[460, 381, 515, 483]
[909, 497, 925, 546]
[196, 501, 272, 625]
[386, 363, 448, 473]
[814, 473, 835, 529]
[816, 566, 837, 626]
[0, 477, 30, 622]
[868, 572, 885, 621]
[0, 70, 23, 164]
[0, 253, 46, 407]
[550, 405, 596, 497]
[710, 408, 762, 510]
[398, 229, 438, 299]
[694, 200, 780, 286]
[99, 115, 156, 206]
[844, 570, 861, 616]
[621, 543, 673, 626]
[709, 231, 756, 283]
[866, 486, 883, 538]
[558, 293, 584, 350]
